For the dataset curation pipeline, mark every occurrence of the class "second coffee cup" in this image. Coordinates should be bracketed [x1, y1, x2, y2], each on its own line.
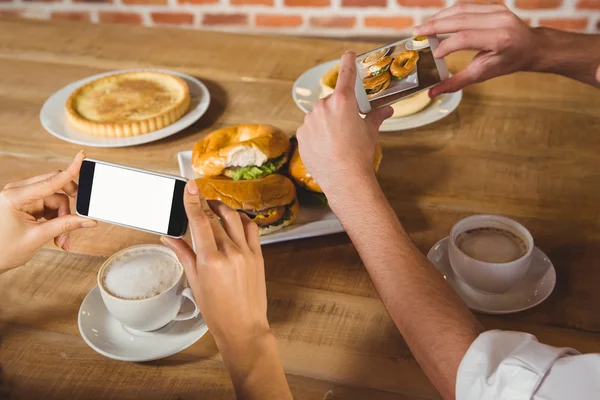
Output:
[448, 215, 534, 294]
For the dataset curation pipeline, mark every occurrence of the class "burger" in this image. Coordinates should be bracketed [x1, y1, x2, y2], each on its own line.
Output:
[195, 174, 298, 235]
[192, 124, 290, 181]
[368, 56, 393, 77]
[362, 71, 391, 97]
[289, 140, 383, 204]
[360, 48, 388, 68]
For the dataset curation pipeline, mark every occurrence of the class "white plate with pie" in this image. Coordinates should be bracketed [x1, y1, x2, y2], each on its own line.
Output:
[40, 69, 210, 148]
[177, 151, 345, 245]
[292, 60, 462, 131]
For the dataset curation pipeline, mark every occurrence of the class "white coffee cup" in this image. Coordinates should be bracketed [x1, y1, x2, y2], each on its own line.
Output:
[97, 244, 200, 332]
[448, 215, 534, 294]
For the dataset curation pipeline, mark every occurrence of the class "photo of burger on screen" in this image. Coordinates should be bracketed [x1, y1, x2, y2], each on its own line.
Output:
[355, 36, 447, 112]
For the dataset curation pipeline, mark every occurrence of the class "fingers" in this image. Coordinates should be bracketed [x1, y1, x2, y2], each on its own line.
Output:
[40, 193, 72, 248]
[239, 212, 261, 254]
[426, 2, 506, 22]
[32, 214, 97, 251]
[3, 170, 60, 190]
[4, 171, 78, 199]
[334, 51, 357, 98]
[414, 12, 511, 36]
[208, 201, 248, 250]
[16, 151, 85, 204]
[429, 64, 482, 97]
[185, 180, 235, 259]
[433, 29, 500, 58]
[160, 236, 198, 280]
[364, 106, 394, 132]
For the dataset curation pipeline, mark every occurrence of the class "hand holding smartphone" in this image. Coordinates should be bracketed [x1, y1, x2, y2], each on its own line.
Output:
[353, 35, 449, 114]
[76, 159, 188, 238]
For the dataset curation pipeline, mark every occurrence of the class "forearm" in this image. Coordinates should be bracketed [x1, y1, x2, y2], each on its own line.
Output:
[218, 331, 292, 400]
[328, 175, 483, 400]
[531, 27, 600, 86]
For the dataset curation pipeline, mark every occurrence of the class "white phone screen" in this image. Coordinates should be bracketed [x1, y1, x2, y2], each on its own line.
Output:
[87, 163, 176, 234]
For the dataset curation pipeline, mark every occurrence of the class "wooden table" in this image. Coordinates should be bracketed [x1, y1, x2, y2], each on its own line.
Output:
[1, 18, 599, 400]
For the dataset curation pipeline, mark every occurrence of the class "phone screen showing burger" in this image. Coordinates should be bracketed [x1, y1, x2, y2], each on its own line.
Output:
[354, 35, 449, 114]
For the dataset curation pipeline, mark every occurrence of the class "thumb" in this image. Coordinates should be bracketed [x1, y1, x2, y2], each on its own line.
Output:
[364, 106, 393, 132]
[32, 215, 97, 249]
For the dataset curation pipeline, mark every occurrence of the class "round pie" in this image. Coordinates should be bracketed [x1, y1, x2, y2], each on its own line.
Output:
[65, 71, 191, 137]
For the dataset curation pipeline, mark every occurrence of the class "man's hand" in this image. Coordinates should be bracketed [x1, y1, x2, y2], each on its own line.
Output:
[161, 181, 292, 400]
[0, 151, 98, 274]
[414, 3, 537, 97]
[296, 51, 393, 197]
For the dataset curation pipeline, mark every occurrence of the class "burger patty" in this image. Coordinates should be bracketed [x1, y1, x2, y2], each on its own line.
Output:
[240, 206, 287, 227]
[239, 202, 294, 227]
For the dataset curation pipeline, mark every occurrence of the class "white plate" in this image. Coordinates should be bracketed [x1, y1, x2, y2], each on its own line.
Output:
[427, 237, 556, 315]
[292, 60, 462, 131]
[78, 286, 208, 362]
[177, 151, 344, 245]
[40, 69, 211, 148]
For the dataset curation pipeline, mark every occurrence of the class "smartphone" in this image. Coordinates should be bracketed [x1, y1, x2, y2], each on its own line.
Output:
[355, 35, 449, 114]
[76, 159, 188, 238]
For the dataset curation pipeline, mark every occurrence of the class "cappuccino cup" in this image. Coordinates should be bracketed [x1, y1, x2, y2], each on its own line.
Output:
[97, 244, 200, 332]
[448, 215, 534, 294]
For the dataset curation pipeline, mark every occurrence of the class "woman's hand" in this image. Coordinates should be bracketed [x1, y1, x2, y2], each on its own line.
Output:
[161, 180, 292, 399]
[296, 51, 392, 199]
[161, 180, 268, 349]
[414, 2, 538, 97]
[0, 151, 98, 273]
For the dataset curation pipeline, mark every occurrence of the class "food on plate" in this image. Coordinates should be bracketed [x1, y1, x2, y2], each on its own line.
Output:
[65, 71, 190, 137]
[289, 140, 383, 204]
[195, 174, 298, 235]
[319, 64, 339, 99]
[368, 56, 393, 77]
[192, 124, 290, 180]
[361, 49, 387, 68]
[411, 36, 430, 49]
[390, 91, 432, 118]
[390, 51, 419, 80]
[362, 71, 391, 97]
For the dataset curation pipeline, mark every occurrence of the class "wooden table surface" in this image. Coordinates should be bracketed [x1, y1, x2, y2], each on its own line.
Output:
[1, 18, 599, 400]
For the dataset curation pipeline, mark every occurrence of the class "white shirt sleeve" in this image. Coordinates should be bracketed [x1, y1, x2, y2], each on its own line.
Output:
[456, 330, 600, 400]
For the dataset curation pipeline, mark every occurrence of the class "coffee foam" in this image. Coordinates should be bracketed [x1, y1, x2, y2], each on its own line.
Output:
[456, 227, 528, 264]
[101, 247, 182, 300]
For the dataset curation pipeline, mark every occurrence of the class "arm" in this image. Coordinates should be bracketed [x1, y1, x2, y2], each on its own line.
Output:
[328, 173, 482, 400]
[0, 151, 97, 274]
[412, 3, 600, 97]
[296, 52, 483, 400]
[218, 332, 291, 400]
[532, 27, 600, 86]
[161, 181, 292, 400]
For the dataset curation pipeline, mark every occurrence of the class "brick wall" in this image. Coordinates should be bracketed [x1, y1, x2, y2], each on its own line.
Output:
[0, 0, 598, 36]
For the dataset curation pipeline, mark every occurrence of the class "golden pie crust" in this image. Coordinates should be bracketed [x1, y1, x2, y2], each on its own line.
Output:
[65, 71, 191, 137]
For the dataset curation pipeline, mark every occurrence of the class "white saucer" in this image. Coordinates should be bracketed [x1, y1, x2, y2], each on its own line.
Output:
[427, 237, 556, 314]
[78, 286, 208, 362]
[40, 68, 211, 148]
[292, 60, 462, 131]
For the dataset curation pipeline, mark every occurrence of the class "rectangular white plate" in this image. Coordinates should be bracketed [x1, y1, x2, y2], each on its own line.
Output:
[177, 151, 344, 245]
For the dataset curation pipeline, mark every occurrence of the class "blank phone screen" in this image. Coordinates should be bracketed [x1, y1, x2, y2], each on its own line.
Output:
[87, 163, 176, 234]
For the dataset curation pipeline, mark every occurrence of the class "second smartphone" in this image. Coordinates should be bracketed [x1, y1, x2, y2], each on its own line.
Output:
[354, 35, 449, 114]
[76, 159, 188, 238]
